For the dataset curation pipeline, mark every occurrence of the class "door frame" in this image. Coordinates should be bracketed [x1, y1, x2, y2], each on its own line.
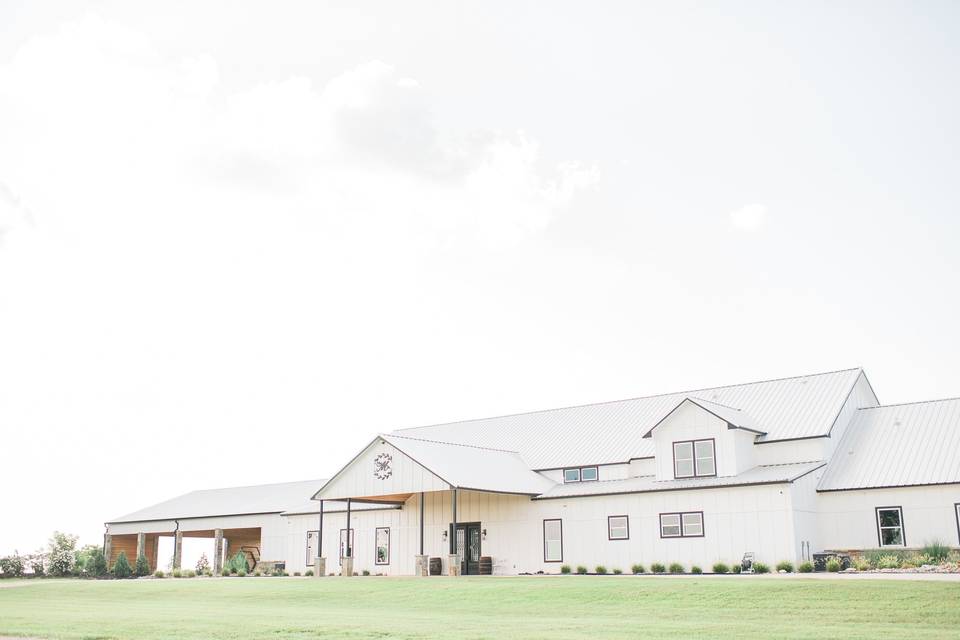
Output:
[449, 521, 482, 575]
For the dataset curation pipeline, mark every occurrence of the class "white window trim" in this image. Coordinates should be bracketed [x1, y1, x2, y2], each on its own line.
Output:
[876, 506, 906, 547]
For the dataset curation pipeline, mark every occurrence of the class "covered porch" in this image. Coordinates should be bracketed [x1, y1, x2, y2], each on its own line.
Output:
[104, 525, 262, 574]
[310, 433, 552, 576]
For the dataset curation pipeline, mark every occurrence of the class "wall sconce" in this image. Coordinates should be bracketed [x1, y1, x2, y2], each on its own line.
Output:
[442, 530, 448, 542]
[481, 529, 487, 540]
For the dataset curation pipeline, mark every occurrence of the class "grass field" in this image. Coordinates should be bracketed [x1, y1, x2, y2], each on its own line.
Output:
[1, 576, 959, 639]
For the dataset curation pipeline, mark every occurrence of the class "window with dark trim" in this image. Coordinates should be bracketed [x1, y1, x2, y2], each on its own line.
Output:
[607, 515, 629, 540]
[672, 439, 716, 478]
[543, 519, 563, 562]
[876, 507, 905, 547]
[955, 503, 960, 546]
[563, 466, 599, 483]
[339, 528, 354, 565]
[375, 527, 390, 565]
[659, 511, 704, 538]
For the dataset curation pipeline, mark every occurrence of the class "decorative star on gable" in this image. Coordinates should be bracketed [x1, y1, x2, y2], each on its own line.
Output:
[373, 453, 393, 480]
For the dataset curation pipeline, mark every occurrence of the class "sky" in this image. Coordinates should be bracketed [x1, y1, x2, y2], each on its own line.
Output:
[1, 0, 959, 557]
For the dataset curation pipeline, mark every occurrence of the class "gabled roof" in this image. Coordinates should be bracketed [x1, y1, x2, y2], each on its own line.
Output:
[380, 434, 555, 496]
[107, 479, 327, 524]
[817, 398, 960, 491]
[641, 396, 766, 438]
[391, 368, 870, 469]
[536, 461, 825, 499]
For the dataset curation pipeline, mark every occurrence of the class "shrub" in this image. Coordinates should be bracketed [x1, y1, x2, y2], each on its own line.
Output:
[135, 553, 151, 577]
[28, 552, 46, 576]
[226, 552, 248, 574]
[712, 563, 729, 574]
[668, 563, 684, 574]
[73, 544, 102, 576]
[576, 565, 588, 575]
[186, 569, 198, 578]
[254, 570, 262, 577]
[921, 540, 950, 563]
[613, 568, 623, 575]
[595, 565, 607, 574]
[631, 564, 645, 574]
[195, 553, 210, 575]
[825, 559, 841, 573]
[87, 548, 108, 577]
[304, 569, 313, 576]
[753, 562, 770, 574]
[912, 553, 934, 566]
[1, 553, 26, 578]
[172, 568, 182, 578]
[560, 565, 571, 574]
[798, 561, 813, 573]
[731, 564, 742, 574]
[776, 561, 794, 573]
[236, 569, 247, 577]
[875, 554, 901, 569]
[651, 563, 666, 574]
[852, 557, 871, 571]
[221, 568, 230, 577]
[47, 532, 79, 577]
[691, 566, 702, 574]
[362, 570, 370, 576]
[154, 570, 165, 578]
[112, 551, 132, 579]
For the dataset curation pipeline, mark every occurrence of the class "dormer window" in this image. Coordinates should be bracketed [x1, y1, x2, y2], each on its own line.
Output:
[673, 439, 716, 478]
[563, 466, 599, 483]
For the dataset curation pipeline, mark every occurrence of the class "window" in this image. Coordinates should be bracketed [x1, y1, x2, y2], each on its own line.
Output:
[543, 519, 563, 562]
[563, 466, 599, 483]
[876, 507, 905, 547]
[339, 528, 354, 564]
[375, 527, 390, 565]
[608, 515, 629, 540]
[956, 504, 960, 545]
[660, 512, 704, 538]
[673, 439, 715, 478]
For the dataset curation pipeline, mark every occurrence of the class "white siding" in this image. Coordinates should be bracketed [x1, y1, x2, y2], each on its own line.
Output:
[316, 438, 449, 501]
[651, 401, 751, 480]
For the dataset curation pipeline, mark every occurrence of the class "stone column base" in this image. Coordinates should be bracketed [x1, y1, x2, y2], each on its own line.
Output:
[314, 557, 326, 577]
[414, 555, 429, 576]
[447, 554, 461, 576]
[340, 557, 354, 577]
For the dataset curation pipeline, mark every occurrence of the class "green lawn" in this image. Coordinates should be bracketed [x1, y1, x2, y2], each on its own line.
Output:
[1, 576, 958, 639]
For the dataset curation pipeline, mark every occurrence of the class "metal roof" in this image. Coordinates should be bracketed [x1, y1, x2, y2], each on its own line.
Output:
[108, 479, 331, 524]
[382, 434, 556, 495]
[817, 398, 960, 491]
[392, 368, 866, 469]
[536, 461, 825, 499]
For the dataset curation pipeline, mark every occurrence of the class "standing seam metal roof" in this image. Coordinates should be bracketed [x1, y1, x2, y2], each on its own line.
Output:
[391, 368, 865, 469]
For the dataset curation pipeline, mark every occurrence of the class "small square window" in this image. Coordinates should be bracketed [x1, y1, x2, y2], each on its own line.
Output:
[580, 467, 598, 482]
[563, 469, 580, 483]
[608, 515, 629, 540]
[681, 512, 703, 537]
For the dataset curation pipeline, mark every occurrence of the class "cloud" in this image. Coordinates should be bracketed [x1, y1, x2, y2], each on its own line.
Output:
[0, 16, 598, 252]
[729, 203, 767, 231]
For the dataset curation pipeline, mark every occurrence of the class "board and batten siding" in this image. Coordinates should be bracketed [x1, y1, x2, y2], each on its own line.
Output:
[651, 401, 756, 479]
[316, 438, 449, 501]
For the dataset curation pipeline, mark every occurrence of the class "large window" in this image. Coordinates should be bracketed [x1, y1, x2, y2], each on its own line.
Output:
[673, 439, 716, 478]
[375, 527, 390, 565]
[660, 512, 704, 538]
[876, 507, 905, 547]
[543, 519, 563, 562]
[607, 515, 629, 540]
[339, 528, 354, 564]
[563, 466, 599, 483]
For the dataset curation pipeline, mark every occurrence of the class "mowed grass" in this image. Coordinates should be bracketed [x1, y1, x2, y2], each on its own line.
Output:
[1, 576, 959, 640]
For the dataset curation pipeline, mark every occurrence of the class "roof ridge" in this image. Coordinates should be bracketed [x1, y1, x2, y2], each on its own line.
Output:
[385, 433, 521, 454]
[391, 367, 862, 433]
[687, 396, 742, 411]
[190, 478, 327, 493]
[857, 396, 960, 411]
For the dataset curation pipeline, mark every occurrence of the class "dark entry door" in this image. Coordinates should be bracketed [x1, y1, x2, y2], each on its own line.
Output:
[454, 522, 481, 575]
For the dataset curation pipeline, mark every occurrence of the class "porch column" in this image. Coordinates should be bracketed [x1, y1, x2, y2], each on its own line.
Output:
[414, 492, 428, 576]
[173, 530, 183, 570]
[213, 529, 224, 575]
[448, 488, 460, 576]
[103, 533, 112, 569]
[136, 532, 146, 563]
[314, 500, 325, 577]
[341, 498, 353, 577]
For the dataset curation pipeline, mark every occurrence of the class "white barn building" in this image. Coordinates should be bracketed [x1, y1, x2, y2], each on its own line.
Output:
[105, 367, 960, 575]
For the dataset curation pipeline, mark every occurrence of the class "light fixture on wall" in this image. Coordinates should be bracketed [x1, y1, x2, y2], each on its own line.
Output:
[481, 529, 487, 540]
[441, 530, 448, 542]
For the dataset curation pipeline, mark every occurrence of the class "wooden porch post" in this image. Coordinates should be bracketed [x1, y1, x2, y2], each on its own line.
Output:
[103, 533, 112, 568]
[213, 529, 224, 575]
[173, 530, 183, 570]
[136, 532, 146, 564]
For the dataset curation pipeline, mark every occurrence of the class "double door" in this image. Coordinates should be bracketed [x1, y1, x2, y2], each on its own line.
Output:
[453, 522, 481, 575]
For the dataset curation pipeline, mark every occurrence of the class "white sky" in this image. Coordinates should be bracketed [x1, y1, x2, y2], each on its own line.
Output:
[1, 0, 959, 556]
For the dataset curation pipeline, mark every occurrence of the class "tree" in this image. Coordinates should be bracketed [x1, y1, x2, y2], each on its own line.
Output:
[135, 552, 151, 577]
[74, 544, 102, 576]
[87, 548, 108, 577]
[195, 553, 210, 575]
[47, 532, 79, 577]
[112, 551, 132, 578]
[0, 552, 25, 577]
